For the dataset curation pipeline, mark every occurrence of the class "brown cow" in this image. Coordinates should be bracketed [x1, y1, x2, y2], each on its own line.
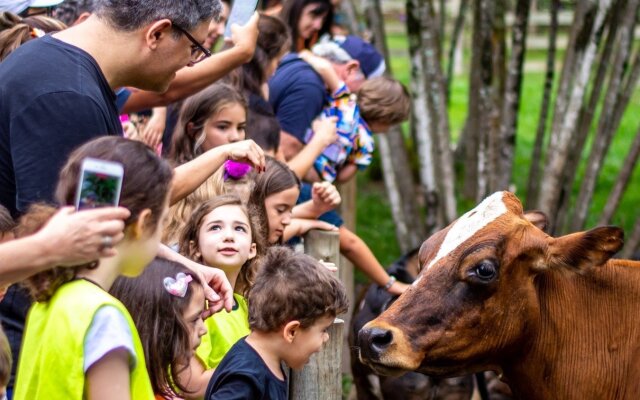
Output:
[358, 191, 640, 399]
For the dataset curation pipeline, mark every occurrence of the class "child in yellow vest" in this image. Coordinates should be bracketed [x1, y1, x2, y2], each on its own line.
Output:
[111, 258, 207, 400]
[175, 194, 263, 397]
[13, 137, 174, 400]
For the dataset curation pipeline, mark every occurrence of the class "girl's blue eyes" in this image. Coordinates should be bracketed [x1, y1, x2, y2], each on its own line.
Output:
[208, 224, 248, 233]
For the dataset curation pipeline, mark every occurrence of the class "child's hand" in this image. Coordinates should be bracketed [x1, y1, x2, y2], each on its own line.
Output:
[141, 107, 166, 148]
[299, 50, 342, 93]
[386, 280, 409, 295]
[311, 182, 341, 214]
[311, 117, 338, 148]
[285, 218, 339, 240]
[228, 12, 259, 62]
[318, 260, 338, 273]
[222, 140, 266, 172]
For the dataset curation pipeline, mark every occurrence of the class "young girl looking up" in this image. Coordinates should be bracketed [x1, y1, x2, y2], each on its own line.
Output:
[164, 83, 249, 247]
[175, 195, 262, 397]
[14, 136, 174, 400]
[110, 258, 206, 400]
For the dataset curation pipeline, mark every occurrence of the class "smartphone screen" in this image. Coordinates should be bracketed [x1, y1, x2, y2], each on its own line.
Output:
[75, 158, 123, 210]
[224, 0, 258, 38]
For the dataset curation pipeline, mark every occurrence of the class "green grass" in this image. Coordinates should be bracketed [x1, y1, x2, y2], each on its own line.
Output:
[355, 28, 640, 279]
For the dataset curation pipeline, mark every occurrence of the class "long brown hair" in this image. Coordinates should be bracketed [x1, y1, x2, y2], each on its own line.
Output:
[178, 194, 264, 297]
[168, 83, 247, 165]
[110, 258, 203, 398]
[279, 0, 332, 52]
[247, 156, 300, 245]
[0, 12, 67, 61]
[20, 137, 173, 301]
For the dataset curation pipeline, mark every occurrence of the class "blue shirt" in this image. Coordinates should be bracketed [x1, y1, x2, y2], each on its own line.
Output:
[205, 337, 288, 400]
[0, 35, 121, 217]
[268, 53, 326, 142]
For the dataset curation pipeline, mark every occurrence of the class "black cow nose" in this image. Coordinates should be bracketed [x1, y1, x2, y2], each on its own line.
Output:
[359, 327, 394, 359]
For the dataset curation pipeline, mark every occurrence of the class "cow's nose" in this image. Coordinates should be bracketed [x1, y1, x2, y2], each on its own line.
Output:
[359, 327, 394, 359]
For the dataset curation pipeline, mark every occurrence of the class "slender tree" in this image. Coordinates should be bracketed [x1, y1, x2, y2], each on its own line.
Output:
[363, 0, 425, 251]
[497, 0, 532, 190]
[570, 0, 640, 231]
[598, 123, 640, 226]
[525, 0, 559, 209]
[537, 0, 611, 232]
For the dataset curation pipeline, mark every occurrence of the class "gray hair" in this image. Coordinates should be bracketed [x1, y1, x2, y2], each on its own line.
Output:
[92, 0, 220, 31]
[311, 36, 353, 64]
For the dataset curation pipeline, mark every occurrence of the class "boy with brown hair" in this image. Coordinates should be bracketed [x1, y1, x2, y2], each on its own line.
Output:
[205, 246, 348, 400]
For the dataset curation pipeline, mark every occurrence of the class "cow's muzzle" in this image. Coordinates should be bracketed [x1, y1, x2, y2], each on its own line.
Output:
[358, 326, 394, 361]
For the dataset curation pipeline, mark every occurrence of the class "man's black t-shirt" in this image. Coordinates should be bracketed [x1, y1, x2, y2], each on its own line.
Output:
[205, 337, 288, 400]
[0, 34, 122, 217]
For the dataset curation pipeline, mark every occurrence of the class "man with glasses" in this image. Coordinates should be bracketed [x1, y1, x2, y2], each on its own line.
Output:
[0, 0, 218, 218]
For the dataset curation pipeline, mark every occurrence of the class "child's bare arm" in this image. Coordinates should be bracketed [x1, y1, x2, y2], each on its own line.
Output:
[335, 164, 358, 183]
[85, 349, 131, 400]
[176, 356, 214, 399]
[298, 50, 343, 94]
[283, 218, 338, 242]
[286, 117, 338, 179]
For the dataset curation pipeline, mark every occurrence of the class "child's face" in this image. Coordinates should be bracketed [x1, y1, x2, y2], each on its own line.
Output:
[122, 196, 170, 277]
[184, 286, 207, 354]
[264, 187, 299, 244]
[285, 314, 334, 370]
[197, 205, 257, 271]
[201, 104, 246, 152]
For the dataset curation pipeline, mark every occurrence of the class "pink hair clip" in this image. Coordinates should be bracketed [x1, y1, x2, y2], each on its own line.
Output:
[163, 272, 193, 298]
[224, 160, 252, 181]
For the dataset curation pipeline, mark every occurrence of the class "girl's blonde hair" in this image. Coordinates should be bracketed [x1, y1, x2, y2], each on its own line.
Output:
[177, 195, 265, 297]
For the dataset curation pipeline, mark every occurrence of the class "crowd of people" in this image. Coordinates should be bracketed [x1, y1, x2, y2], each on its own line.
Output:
[0, 0, 410, 398]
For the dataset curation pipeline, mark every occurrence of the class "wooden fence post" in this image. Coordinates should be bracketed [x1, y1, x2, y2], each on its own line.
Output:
[289, 229, 343, 399]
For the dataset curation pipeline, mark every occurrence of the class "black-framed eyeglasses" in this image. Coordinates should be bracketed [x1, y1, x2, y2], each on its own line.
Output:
[172, 23, 211, 65]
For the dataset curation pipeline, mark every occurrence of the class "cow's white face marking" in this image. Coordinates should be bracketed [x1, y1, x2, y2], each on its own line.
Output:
[423, 191, 507, 273]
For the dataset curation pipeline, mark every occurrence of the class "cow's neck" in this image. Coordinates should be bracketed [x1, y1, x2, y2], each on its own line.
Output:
[503, 260, 640, 400]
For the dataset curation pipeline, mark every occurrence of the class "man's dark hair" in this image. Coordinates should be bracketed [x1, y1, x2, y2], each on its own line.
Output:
[246, 108, 281, 154]
[53, 0, 95, 26]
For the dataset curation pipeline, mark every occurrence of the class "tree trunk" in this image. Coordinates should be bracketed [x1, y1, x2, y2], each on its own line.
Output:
[364, 0, 425, 250]
[598, 123, 640, 226]
[487, 0, 507, 193]
[339, 0, 362, 36]
[621, 217, 640, 259]
[570, 0, 639, 232]
[537, 0, 611, 233]
[407, 0, 442, 233]
[446, 0, 469, 104]
[525, 0, 559, 209]
[496, 0, 531, 190]
[414, 0, 457, 223]
[553, 4, 619, 230]
[465, 0, 495, 202]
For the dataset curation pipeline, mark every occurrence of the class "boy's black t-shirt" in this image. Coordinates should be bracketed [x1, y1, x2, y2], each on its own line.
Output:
[205, 337, 288, 400]
[0, 34, 121, 217]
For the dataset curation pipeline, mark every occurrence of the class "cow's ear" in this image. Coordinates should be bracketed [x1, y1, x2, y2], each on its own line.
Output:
[524, 210, 548, 232]
[546, 226, 624, 272]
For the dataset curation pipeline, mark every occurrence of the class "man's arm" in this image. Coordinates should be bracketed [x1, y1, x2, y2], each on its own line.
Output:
[121, 14, 258, 113]
[0, 207, 130, 288]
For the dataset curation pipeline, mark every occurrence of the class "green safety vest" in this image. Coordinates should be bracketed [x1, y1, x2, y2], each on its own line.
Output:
[14, 279, 154, 400]
[196, 293, 250, 369]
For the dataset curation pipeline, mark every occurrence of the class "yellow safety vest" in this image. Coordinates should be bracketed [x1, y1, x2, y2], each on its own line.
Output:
[14, 279, 154, 400]
[196, 293, 250, 369]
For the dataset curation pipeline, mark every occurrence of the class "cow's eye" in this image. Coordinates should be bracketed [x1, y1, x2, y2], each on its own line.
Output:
[470, 260, 497, 282]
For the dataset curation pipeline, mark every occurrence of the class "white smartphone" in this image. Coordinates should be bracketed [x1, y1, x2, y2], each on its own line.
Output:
[224, 0, 258, 39]
[74, 158, 124, 210]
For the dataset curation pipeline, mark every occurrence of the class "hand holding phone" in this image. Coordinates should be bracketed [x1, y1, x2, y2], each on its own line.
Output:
[75, 158, 124, 210]
[224, 0, 259, 39]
